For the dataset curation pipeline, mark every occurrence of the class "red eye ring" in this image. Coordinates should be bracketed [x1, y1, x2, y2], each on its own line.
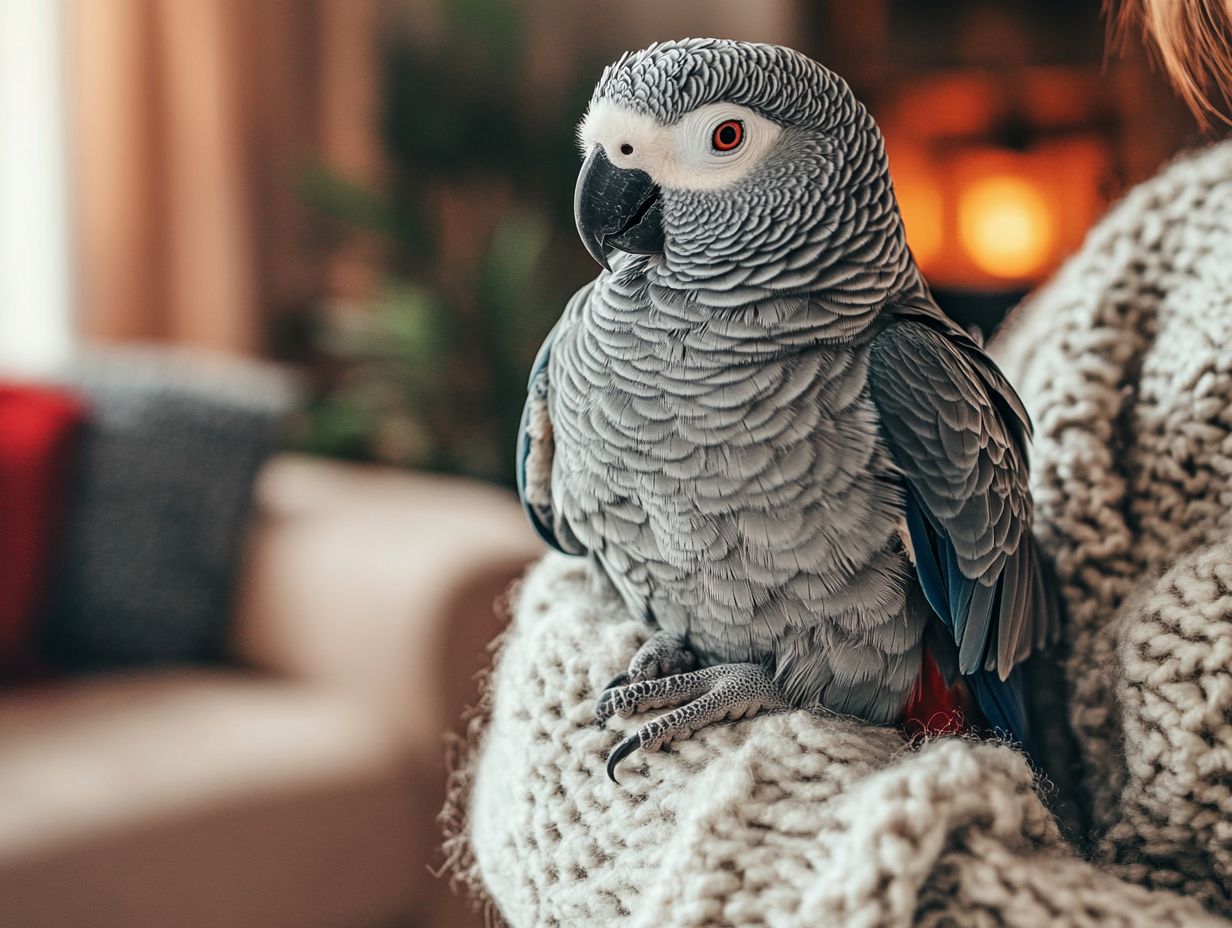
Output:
[711, 119, 744, 152]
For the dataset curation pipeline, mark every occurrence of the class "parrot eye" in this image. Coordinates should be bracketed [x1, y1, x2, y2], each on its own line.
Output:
[710, 119, 744, 153]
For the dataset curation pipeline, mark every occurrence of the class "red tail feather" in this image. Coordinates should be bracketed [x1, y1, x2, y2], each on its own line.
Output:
[903, 648, 979, 738]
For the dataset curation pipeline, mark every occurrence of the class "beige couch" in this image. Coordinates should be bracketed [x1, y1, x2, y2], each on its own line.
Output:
[0, 454, 542, 928]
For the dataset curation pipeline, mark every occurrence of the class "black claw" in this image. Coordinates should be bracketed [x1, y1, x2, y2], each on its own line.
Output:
[605, 735, 641, 783]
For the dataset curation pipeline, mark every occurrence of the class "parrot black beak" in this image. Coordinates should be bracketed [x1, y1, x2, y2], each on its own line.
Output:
[574, 146, 664, 271]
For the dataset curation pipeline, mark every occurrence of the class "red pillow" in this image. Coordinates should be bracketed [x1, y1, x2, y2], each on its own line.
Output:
[0, 383, 85, 681]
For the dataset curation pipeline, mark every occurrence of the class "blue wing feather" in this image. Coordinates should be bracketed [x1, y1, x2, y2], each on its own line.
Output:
[967, 667, 1029, 747]
[946, 540, 976, 638]
[905, 499, 948, 627]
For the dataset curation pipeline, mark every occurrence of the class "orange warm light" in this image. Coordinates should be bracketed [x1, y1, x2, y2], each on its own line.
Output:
[882, 70, 1113, 290]
[957, 174, 1055, 280]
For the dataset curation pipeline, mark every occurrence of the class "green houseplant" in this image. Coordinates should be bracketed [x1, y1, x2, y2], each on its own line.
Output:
[299, 0, 595, 486]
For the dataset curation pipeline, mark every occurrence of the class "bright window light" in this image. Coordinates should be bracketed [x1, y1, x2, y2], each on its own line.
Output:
[0, 0, 73, 373]
[958, 174, 1055, 281]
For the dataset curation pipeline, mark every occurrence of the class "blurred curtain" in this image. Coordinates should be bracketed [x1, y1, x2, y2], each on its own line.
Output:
[69, 0, 383, 354]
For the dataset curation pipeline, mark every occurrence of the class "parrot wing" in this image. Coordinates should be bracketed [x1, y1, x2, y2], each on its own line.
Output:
[868, 308, 1060, 742]
[518, 319, 567, 553]
[517, 288, 590, 556]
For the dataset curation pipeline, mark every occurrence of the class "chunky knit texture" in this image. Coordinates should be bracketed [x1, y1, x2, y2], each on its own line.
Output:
[452, 143, 1232, 926]
[997, 141, 1232, 912]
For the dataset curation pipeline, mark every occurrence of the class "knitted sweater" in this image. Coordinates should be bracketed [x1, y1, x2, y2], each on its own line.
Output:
[449, 143, 1232, 927]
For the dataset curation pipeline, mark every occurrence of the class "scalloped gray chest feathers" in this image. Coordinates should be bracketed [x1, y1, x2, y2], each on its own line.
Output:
[546, 258, 929, 718]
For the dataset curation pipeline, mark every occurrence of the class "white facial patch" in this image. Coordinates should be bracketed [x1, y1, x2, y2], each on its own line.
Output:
[577, 99, 782, 192]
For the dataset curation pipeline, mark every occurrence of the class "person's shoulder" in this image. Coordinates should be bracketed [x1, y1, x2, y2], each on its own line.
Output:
[1100, 140, 1232, 233]
[1031, 139, 1232, 278]
[1153, 139, 1232, 187]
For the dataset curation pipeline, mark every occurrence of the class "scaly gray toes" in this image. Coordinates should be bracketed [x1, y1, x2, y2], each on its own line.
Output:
[595, 668, 714, 726]
[626, 630, 697, 682]
[603, 663, 787, 782]
[594, 672, 631, 729]
[595, 631, 700, 726]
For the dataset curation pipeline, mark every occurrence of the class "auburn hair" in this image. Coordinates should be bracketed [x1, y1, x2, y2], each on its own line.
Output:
[1113, 0, 1232, 125]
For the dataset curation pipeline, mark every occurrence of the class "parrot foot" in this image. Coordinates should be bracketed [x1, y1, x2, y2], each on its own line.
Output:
[601, 630, 697, 694]
[597, 663, 786, 782]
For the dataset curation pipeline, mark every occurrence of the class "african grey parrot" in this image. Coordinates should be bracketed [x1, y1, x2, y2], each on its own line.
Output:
[516, 38, 1060, 781]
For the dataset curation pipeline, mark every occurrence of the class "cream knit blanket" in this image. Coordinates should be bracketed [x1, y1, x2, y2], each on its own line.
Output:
[449, 144, 1232, 927]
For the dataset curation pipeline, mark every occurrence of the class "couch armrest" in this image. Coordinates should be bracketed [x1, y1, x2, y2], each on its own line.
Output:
[230, 454, 542, 747]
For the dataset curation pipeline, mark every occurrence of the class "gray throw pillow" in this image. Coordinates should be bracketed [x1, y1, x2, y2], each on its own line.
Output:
[41, 349, 298, 669]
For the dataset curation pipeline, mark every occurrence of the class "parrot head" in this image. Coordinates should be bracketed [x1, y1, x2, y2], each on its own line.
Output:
[574, 38, 910, 305]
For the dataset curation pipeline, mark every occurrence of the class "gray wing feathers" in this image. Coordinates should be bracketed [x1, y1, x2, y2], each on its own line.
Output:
[870, 316, 1055, 678]
[895, 298, 1034, 443]
[873, 323, 1026, 575]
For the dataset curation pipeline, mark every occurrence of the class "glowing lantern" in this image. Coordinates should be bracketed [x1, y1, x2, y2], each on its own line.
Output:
[879, 70, 1113, 290]
[957, 174, 1055, 280]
